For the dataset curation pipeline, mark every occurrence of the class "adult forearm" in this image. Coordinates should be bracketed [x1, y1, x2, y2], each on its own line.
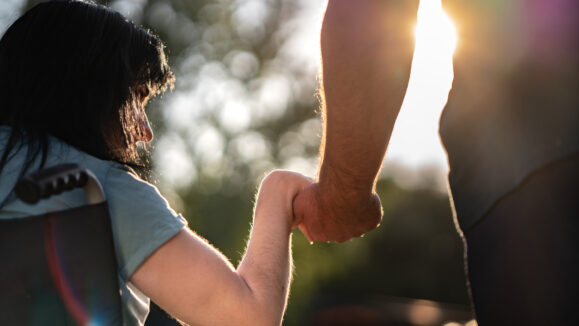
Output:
[319, 80, 400, 197]
[292, 0, 418, 242]
[318, 0, 417, 197]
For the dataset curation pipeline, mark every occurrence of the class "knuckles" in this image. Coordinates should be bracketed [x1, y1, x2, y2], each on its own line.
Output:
[261, 170, 294, 185]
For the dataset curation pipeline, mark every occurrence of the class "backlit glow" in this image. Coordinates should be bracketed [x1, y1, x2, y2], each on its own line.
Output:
[386, 0, 457, 176]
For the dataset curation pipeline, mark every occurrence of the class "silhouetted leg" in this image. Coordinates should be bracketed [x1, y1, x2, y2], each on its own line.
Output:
[464, 153, 579, 325]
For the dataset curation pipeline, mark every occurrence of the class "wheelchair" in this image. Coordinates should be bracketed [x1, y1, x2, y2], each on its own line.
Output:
[0, 164, 122, 325]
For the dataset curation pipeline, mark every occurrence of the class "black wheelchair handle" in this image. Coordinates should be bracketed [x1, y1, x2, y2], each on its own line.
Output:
[14, 164, 90, 204]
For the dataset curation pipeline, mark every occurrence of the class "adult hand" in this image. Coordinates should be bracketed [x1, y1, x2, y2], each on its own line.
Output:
[293, 182, 382, 243]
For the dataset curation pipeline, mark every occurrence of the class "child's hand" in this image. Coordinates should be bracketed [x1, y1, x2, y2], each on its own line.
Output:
[255, 170, 313, 230]
[293, 182, 382, 243]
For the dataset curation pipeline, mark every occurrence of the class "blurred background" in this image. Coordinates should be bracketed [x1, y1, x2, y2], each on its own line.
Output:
[0, 0, 474, 324]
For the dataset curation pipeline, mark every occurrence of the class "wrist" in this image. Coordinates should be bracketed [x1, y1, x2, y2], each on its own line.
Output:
[318, 160, 376, 198]
[253, 203, 293, 235]
[314, 176, 381, 212]
[316, 165, 383, 222]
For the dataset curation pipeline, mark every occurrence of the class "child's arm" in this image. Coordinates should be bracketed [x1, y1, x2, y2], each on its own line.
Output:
[130, 170, 311, 326]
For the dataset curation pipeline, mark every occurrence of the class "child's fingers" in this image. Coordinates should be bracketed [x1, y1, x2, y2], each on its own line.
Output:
[286, 173, 313, 228]
[295, 175, 314, 192]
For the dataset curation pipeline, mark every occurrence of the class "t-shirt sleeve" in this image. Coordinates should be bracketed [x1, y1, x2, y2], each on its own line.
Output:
[103, 165, 187, 281]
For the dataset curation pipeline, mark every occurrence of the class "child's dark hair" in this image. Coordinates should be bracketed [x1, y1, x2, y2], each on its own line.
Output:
[0, 0, 174, 175]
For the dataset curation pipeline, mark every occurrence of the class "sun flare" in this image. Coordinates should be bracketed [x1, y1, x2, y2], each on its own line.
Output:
[386, 0, 458, 173]
[415, 0, 457, 59]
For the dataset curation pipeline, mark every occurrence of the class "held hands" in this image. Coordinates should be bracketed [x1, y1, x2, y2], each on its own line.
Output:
[257, 170, 384, 242]
[254, 170, 383, 242]
[254, 171, 313, 231]
[293, 182, 382, 243]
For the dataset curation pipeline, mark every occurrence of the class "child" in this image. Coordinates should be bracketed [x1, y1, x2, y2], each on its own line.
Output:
[0, 1, 310, 325]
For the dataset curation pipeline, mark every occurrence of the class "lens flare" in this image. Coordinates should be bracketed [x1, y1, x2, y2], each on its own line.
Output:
[44, 214, 117, 326]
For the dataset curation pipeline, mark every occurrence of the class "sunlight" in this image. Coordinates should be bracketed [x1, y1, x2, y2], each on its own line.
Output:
[386, 0, 457, 171]
[415, 0, 457, 60]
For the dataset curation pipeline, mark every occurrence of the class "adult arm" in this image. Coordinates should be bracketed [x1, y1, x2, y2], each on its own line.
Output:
[293, 0, 418, 242]
[130, 171, 311, 326]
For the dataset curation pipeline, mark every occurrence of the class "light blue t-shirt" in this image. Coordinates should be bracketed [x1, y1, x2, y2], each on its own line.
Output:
[0, 126, 187, 325]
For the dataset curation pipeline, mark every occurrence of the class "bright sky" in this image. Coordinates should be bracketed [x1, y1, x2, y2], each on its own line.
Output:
[386, 0, 456, 170]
